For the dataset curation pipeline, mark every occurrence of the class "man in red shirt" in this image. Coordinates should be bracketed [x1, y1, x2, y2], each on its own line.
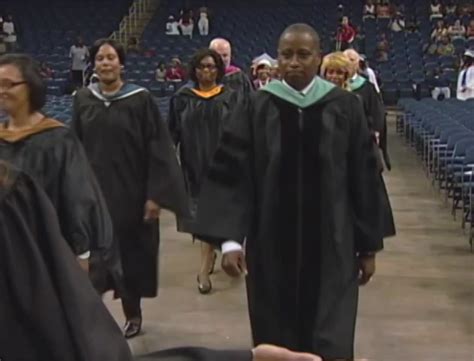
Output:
[336, 16, 356, 51]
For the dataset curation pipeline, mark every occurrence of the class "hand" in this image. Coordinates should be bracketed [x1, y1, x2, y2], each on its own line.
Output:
[374, 131, 380, 145]
[222, 250, 247, 278]
[77, 258, 89, 273]
[144, 200, 161, 223]
[358, 254, 376, 285]
[252, 344, 321, 361]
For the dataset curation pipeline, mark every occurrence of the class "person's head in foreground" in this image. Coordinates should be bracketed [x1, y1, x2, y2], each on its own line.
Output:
[343, 48, 361, 78]
[210, 37, 232, 68]
[0, 53, 46, 117]
[188, 48, 225, 89]
[320, 52, 352, 89]
[277, 23, 321, 91]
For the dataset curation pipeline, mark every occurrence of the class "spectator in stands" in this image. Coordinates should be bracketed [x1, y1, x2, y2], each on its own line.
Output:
[363, 0, 376, 20]
[389, 12, 406, 32]
[166, 57, 186, 82]
[457, 49, 474, 100]
[179, 10, 194, 38]
[166, 15, 180, 35]
[336, 16, 356, 51]
[155, 61, 166, 82]
[127, 37, 142, 55]
[69, 36, 89, 88]
[2, 15, 16, 52]
[253, 59, 272, 89]
[198, 8, 209, 36]
[448, 19, 466, 39]
[377, 1, 391, 18]
[445, 1, 457, 15]
[376, 32, 390, 53]
[436, 35, 455, 56]
[466, 20, 474, 39]
[39, 61, 54, 79]
[431, 20, 449, 42]
[430, 68, 451, 100]
[430, 0, 444, 21]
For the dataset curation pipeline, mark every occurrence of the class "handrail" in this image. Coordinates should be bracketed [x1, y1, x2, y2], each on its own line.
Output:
[110, 0, 158, 45]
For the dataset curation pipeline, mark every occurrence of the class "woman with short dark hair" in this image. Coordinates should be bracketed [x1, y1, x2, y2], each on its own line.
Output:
[0, 53, 120, 293]
[168, 48, 238, 294]
[72, 38, 189, 339]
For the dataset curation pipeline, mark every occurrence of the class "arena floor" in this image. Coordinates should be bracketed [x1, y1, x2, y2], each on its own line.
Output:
[104, 119, 474, 361]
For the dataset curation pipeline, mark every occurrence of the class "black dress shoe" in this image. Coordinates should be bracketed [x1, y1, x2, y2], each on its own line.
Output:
[123, 318, 142, 339]
[197, 274, 212, 295]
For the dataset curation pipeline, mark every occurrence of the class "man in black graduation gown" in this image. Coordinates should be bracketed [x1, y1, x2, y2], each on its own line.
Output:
[0, 162, 321, 361]
[196, 24, 384, 360]
[210, 38, 254, 100]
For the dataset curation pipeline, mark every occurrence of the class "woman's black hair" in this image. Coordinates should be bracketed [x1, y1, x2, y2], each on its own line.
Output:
[0, 53, 46, 113]
[90, 38, 126, 65]
[188, 48, 225, 85]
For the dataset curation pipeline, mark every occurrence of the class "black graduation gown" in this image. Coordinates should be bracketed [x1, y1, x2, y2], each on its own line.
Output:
[223, 69, 254, 102]
[72, 84, 189, 297]
[0, 167, 132, 361]
[196, 83, 384, 359]
[168, 86, 239, 237]
[352, 80, 391, 170]
[0, 124, 121, 294]
[352, 81, 396, 238]
[0, 166, 248, 361]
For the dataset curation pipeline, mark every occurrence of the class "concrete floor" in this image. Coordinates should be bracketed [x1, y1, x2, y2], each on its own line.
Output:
[105, 122, 474, 361]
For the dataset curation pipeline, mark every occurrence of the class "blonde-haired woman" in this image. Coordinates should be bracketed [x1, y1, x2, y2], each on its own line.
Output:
[320, 51, 352, 90]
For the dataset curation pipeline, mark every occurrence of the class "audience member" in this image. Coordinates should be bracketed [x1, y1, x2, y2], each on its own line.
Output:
[390, 12, 406, 32]
[179, 10, 194, 38]
[377, 1, 391, 18]
[363, 0, 376, 20]
[466, 20, 474, 39]
[445, 1, 457, 15]
[448, 19, 466, 39]
[198, 10, 209, 36]
[436, 35, 455, 56]
[155, 62, 167, 82]
[127, 37, 141, 54]
[430, 68, 452, 100]
[2, 15, 16, 52]
[69, 36, 89, 88]
[336, 16, 356, 51]
[166, 57, 186, 86]
[39, 61, 54, 79]
[166, 16, 180, 35]
[431, 20, 449, 41]
[430, 0, 444, 21]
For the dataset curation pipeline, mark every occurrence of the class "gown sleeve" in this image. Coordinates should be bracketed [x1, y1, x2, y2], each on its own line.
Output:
[195, 98, 255, 246]
[347, 96, 385, 254]
[0, 170, 132, 361]
[168, 95, 181, 146]
[143, 93, 189, 218]
[365, 83, 385, 134]
[58, 134, 114, 257]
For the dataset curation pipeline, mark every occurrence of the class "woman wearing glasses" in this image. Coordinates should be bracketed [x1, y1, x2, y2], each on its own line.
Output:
[0, 53, 120, 293]
[168, 48, 239, 294]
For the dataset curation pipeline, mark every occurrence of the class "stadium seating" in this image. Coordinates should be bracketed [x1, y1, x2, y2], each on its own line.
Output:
[397, 97, 474, 248]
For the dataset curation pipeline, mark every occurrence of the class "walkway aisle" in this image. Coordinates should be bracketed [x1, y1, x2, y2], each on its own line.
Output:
[105, 122, 474, 361]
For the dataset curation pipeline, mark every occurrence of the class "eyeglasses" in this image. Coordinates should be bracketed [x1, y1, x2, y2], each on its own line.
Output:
[0, 80, 27, 91]
[196, 64, 217, 71]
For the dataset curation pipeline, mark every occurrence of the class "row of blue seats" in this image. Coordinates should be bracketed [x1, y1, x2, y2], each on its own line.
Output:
[397, 98, 474, 250]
